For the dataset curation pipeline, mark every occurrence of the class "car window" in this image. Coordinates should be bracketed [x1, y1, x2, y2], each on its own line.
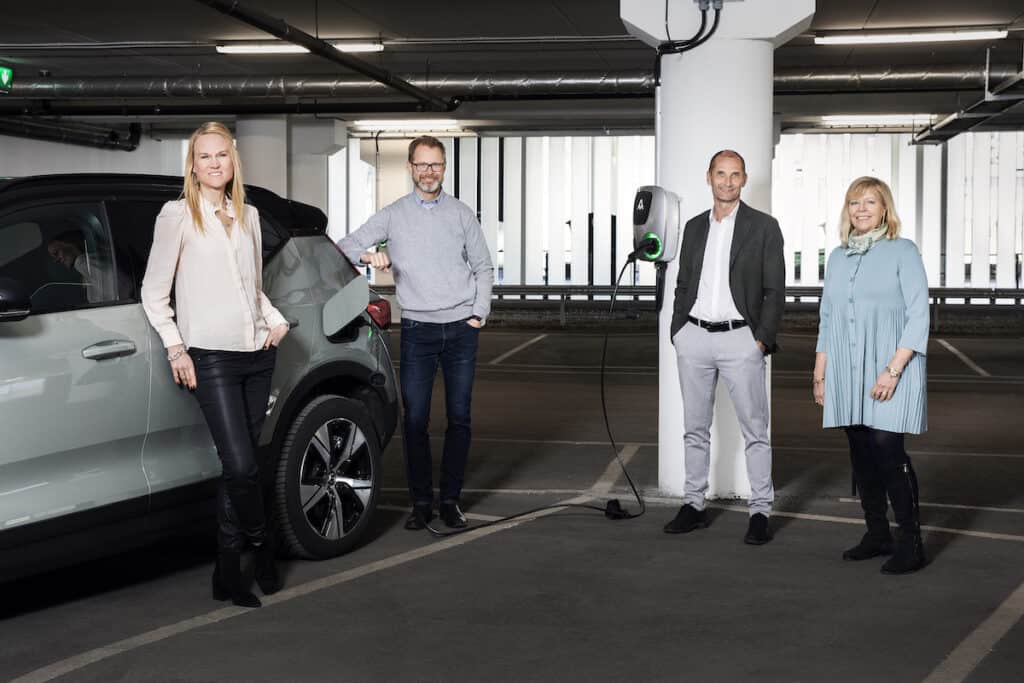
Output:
[257, 211, 287, 264]
[105, 199, 168, 299]
[0, 202, 124, 313]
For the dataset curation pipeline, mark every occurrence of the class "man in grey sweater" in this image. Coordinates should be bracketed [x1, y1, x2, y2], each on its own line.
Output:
[338, 135, 494, 530]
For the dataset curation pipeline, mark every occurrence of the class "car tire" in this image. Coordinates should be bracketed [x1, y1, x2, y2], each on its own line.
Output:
[275, 394, 382, 559]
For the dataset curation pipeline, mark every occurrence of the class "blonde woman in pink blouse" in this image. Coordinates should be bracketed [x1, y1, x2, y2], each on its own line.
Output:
[142, 122, 289, 608]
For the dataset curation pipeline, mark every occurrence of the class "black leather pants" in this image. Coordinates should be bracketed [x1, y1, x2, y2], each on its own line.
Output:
[190, 347, 276, 552]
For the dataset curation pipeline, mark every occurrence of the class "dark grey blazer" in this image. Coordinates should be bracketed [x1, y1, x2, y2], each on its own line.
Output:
[669, 200, 786, 353]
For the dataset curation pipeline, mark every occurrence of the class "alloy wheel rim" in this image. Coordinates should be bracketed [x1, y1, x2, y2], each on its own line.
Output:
[297, 417, 374, 541]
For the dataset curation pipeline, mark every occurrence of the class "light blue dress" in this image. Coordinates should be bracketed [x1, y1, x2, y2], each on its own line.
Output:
[816, 238, 929, 434]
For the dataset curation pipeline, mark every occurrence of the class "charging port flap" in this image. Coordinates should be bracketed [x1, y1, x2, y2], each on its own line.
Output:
[322, 276, 369, 337]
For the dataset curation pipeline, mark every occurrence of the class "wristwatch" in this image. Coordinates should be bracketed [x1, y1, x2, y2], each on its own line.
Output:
[885, 365, 902, 378]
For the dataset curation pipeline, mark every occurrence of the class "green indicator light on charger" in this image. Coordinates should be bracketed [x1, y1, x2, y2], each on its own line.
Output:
[0, 67, 13, 93]
[642, 232, 663, 260]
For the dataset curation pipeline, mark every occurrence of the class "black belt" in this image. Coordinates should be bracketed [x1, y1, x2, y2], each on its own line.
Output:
[687, 315, 747, 333]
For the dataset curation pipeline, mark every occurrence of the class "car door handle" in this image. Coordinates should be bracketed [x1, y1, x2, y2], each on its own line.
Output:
[82, 340, 137, 361]
[286, 318, 299, 329]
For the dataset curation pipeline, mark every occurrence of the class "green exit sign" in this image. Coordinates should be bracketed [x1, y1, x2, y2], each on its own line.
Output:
[0, 66, 12, 93]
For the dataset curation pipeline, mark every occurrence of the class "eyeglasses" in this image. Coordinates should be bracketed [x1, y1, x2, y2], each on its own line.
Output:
[410, 162, 445, 172]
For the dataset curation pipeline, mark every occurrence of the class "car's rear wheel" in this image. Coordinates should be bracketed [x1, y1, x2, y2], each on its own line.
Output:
[275, 395, 381, 559]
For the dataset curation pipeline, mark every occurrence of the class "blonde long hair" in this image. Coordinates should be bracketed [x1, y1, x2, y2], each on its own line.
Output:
[183, 122, 247, 232]
[839, 176, 901, 246]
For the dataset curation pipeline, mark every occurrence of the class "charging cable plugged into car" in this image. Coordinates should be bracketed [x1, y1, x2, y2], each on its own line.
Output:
[421, 185, 681, 537]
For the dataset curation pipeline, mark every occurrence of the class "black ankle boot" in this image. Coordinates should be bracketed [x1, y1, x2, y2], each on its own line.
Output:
[254, 535, 282, 596]
[213, 551, 261, 607]
[842, 531, 894, 561]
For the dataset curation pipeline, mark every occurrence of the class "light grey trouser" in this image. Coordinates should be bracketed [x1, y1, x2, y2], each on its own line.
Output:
[673, 322, 774, 515]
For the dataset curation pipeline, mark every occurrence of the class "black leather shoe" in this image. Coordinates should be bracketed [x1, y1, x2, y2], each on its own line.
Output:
[842, 532, 894, 561]
[663, 504, 708, 534]
[439, 502, 468, 529]
[404, 504, 434, 530]
[881, 531, 927, 574]
[744, 513, 772, 545]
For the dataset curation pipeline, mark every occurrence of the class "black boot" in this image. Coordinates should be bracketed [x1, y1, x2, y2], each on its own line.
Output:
[254, 533, 282, 596]
[881, 528, 926, 574]
[843, 444, 892, 561]
[213, 551, 262, 607]
[880, 461, 927, 574]
[843, 531, 893, 561]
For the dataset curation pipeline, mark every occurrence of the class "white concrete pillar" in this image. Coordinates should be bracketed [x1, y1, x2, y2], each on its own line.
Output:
[623, 0, 814, 500]
[235, 116, 288, 197]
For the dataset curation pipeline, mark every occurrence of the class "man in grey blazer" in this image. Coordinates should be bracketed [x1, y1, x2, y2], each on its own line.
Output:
[663, 149, 786, 545]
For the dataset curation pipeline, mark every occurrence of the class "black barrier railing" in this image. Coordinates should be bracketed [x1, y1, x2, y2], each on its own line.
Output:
[370, 284, 1024, 328]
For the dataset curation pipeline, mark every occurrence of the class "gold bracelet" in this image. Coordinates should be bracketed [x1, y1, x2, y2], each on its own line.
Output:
[167, 348, 186, 362]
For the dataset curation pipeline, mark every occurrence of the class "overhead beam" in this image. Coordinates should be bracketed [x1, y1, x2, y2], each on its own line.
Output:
[191, 0, 454, 112]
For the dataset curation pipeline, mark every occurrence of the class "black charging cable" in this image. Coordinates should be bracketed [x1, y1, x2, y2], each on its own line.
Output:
[421, 255, 652, 537]
[653, 1, 723, 86]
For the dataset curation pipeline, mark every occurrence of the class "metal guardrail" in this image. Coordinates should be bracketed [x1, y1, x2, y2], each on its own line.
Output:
[371, 284, 1024, 328]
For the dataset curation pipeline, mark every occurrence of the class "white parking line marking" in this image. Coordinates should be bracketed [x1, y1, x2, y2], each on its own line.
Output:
[936, 338, 991, 377]
[9, 497, 591, 683]
[383, 487, 589, 496]
[393, 435, 659, 447]
[922, 580, 1024, 683]
[839, 497, 1024, 514]
[775, 445, 1024, 460]
[591, 444, 641, 494]
[488, 333, 548, 365]
[378, 504, 504, 522]
[701, 502, 1024, 543]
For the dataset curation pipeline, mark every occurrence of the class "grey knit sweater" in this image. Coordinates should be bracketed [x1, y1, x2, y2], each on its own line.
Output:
[338, 191, 494, 323]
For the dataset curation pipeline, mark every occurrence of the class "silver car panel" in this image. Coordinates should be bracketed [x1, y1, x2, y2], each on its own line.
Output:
[0, 305, 150, 527]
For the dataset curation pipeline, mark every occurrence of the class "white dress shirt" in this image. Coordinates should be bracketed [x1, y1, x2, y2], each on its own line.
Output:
[141, 196, 287, 351]
[689, 203, 744, 323]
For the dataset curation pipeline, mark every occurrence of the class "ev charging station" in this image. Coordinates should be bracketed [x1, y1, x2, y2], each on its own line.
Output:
[622, 0, 815, 501]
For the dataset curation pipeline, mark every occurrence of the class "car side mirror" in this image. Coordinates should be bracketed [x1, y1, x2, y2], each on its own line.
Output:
[0, 277, 31, 322]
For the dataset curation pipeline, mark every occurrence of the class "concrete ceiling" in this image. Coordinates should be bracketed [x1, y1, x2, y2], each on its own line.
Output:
[1, 0, 1023, 134]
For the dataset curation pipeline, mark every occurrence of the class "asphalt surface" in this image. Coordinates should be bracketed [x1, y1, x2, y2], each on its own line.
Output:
[2, 329, 1022, 682]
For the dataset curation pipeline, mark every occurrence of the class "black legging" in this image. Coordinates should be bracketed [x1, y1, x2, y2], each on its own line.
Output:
[844, 425, 921, 536]
[190, 347, 277, 552]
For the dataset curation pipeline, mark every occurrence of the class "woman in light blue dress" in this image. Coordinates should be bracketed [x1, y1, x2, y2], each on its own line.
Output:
[814, 176, 929, 574]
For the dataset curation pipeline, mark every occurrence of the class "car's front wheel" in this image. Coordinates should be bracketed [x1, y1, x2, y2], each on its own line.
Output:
[275, 395, 381, 559]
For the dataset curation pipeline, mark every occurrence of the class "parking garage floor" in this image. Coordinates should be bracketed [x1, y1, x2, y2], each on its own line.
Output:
[2, 329, 1023, 682]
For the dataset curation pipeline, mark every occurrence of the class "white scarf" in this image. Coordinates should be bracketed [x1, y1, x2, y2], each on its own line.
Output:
[846, 225, 888, 255]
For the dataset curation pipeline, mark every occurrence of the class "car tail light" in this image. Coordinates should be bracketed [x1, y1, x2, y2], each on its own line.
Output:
[366, 299, 391, 330]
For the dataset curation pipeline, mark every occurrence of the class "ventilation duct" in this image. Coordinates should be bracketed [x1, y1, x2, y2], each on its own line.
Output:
[0, 118, 141, 150]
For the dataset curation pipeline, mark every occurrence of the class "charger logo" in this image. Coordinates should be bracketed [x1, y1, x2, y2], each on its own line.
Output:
[632, 190, 653, 225]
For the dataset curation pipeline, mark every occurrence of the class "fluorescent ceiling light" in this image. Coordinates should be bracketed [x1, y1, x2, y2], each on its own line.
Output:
[351, 119, 461, 131]
[815, 29, 1008, 46]
[216, 41, 383, 55]
[820, 114, 936, 127]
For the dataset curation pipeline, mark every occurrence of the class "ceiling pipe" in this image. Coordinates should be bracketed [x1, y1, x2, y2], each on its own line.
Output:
[6, 66, 1016, 102]
[191, 0, 454, 112]
[0, 102, 437, 117]
[774, 65, 1018, 92]
[0, 118, 141, 150]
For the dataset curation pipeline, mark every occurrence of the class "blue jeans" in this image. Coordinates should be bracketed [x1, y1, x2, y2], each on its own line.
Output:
[400, 317, 480, 505]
